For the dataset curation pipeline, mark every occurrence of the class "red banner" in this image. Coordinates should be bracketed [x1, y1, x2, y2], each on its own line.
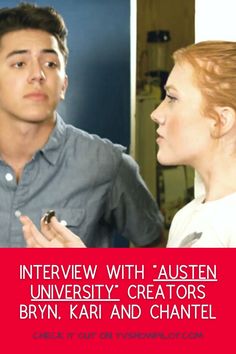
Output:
[0, 248, 235, 353]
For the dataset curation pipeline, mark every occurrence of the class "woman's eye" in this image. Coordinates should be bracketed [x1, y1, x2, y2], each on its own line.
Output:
[166, 94, 177, 103]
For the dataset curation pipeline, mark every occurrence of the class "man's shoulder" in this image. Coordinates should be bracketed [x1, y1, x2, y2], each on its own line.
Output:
[64, 123, 128, 169]
[67, 124, 125, 151]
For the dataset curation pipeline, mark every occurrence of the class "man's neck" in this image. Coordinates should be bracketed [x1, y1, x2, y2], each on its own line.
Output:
[0, 116, 56, 180]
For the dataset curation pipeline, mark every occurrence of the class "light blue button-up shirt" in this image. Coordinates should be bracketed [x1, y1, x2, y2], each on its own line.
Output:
[0, 115, 163, 247]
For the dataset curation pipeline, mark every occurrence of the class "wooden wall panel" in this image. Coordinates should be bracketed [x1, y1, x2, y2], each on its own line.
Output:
[137, 0, 195, 83]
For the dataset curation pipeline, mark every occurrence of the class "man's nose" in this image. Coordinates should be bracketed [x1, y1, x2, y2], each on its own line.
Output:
[27, 62, 46, 83]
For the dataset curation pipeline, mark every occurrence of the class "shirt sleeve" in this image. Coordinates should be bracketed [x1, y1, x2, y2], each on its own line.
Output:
[105, 152, 164, 246]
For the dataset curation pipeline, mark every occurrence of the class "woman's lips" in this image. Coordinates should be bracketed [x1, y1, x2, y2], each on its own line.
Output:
[156, 130, 164, 143]
[156, 137, 164, 144]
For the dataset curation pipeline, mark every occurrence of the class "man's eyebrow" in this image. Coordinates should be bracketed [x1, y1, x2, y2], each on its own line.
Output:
[6, 48, 59, 59]
[6, 49, 28, 58]
[41, 49, 59, 56]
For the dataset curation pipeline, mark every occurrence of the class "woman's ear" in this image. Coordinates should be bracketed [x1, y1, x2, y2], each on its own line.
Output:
[210, 106, 236, 138]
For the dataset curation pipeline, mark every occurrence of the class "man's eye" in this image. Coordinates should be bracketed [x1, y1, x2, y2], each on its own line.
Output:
[45, 61, 58, 68]
[13, 62, 25, 68]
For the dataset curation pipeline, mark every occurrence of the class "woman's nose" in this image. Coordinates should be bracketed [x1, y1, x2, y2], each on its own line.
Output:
[150, 104, 165, 125]
[150, 107, 158, 123]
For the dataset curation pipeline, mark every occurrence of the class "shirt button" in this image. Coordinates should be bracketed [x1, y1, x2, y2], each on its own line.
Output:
[5, 173, 13, 181]
[60, 220, 67, 226]
[15, 210, 22, 218]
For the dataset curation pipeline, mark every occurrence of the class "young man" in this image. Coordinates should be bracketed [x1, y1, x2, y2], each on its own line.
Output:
[0, 3, 163, 247]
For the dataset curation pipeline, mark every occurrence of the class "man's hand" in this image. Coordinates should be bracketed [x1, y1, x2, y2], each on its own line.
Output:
[19, 215, 86, 248]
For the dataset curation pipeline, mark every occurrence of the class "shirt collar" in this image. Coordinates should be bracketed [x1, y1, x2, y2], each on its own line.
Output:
[40, 113, 67, 165]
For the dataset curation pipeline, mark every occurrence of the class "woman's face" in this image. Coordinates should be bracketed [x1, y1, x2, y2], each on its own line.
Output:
[151, 62, 214, 168]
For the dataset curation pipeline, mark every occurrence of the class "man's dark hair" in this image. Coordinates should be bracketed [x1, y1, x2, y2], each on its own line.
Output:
[0, 2, 69, 62]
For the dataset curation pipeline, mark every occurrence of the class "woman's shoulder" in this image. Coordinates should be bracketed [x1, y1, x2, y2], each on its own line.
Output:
[173, 196, 205, 218]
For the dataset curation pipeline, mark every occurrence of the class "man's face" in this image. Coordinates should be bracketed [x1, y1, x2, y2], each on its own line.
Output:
[0, 29, 68, 124]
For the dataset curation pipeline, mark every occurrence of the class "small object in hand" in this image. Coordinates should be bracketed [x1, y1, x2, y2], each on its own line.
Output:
[43, 210, 56, 224]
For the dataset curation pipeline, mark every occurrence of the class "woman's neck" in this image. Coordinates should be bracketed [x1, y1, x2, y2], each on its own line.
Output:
[196, 154, 236, 201]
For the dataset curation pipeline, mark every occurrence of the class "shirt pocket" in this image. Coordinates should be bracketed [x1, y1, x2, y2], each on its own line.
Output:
[41, 208, 86, 238]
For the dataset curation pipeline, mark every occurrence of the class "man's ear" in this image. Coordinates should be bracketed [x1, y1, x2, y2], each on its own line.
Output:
[210, 106, 236, 138]
[60, 75, 68, 100]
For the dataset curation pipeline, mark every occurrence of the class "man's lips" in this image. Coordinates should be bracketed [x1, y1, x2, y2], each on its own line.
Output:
[24, 92, 48, 101]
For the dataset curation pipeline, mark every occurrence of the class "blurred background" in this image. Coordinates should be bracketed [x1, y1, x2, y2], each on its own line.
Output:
[134, 0, 195, 233]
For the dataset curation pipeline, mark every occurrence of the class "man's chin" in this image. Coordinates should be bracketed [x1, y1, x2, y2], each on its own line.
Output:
[19, 113, 54, 124]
